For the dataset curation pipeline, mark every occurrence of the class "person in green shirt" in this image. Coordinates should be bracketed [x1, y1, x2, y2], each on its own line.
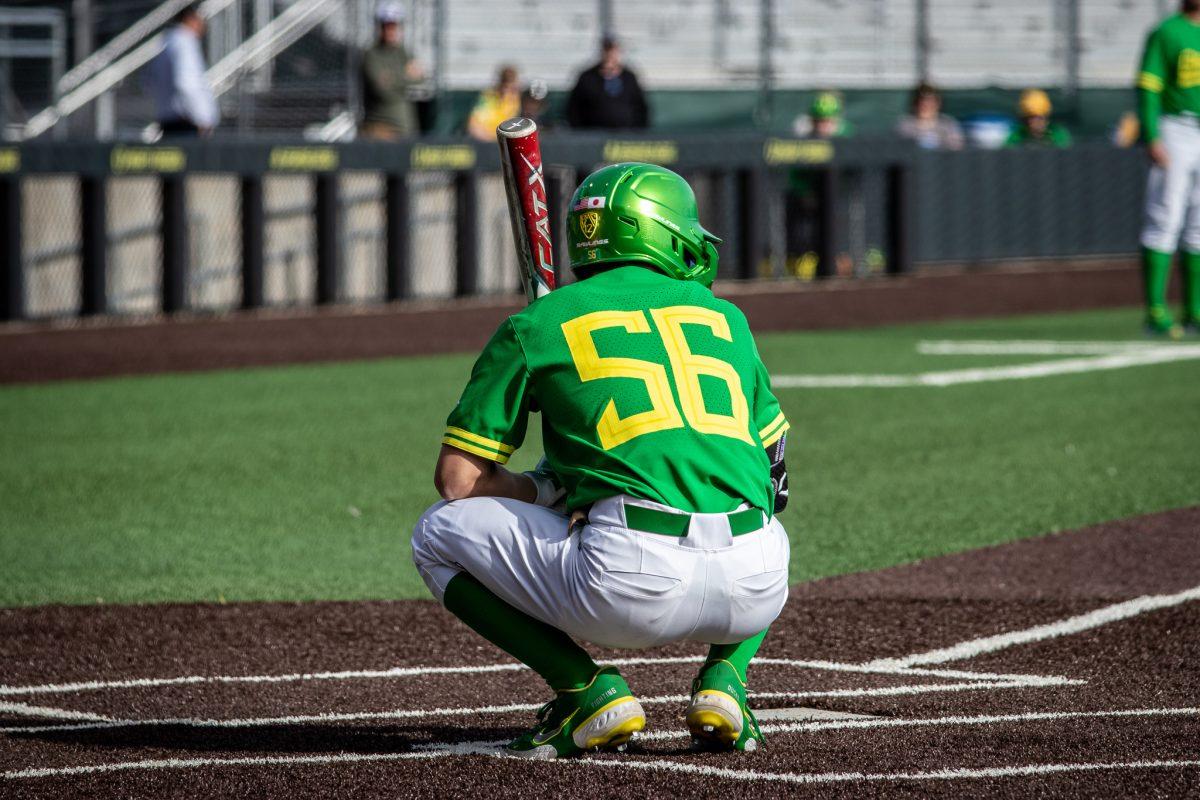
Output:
[1137, 0, 1200, 337]
[411, 163, 792, 758]
[359, 2, 423, 141]
[1005, 89, 1072, 148]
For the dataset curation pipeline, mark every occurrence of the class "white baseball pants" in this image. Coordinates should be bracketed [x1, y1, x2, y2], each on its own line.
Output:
[1142, 115, 1200, 253]
[411, 494, 790, 649]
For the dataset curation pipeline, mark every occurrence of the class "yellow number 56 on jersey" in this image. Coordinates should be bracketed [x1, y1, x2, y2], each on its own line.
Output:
[561, 306, 754, 450]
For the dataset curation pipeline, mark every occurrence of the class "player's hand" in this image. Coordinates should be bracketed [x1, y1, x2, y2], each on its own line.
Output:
[568, 509, 588, 535]
[1147, 141, 1169, 169]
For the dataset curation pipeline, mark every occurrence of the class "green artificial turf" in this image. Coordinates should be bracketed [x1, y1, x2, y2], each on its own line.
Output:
[1, 306, 1197, 607]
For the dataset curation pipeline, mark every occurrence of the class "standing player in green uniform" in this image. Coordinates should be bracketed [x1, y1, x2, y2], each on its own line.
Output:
[412, 163, 792, 758]
[1137, 0, 1200, 336]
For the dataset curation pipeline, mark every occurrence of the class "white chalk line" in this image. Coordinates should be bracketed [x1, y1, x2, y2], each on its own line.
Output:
[4, 678, 1079, 735]
[6, 707, 1198, 781]
[636, 706, 1199, 742]
[0, 654, 1070, 699]
[773, 341, 1200, 388]
[0, 703, 112, 723]
[2, 750, 446, 780]
[865, 583, 1200, 670]
[573, 756, 1200, 787]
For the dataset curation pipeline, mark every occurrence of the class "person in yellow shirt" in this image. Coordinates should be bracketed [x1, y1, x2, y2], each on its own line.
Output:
[467, 65, 521, 141]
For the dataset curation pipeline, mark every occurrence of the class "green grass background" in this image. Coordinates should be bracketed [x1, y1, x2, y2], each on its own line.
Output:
[1, 307, 1197, 607]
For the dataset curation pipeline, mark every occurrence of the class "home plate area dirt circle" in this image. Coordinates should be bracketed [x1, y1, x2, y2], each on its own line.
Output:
[2, 508, 1198, 799]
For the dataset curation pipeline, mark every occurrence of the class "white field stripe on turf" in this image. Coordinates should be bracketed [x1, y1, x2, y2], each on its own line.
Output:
[916, 340, 1167, 356]
[772, 345, 1200, 389]
[0, 702, 112, 722]
[572, 757, 1200, 786]
[0, 679, 1081, 736]
[866, 583, 1200, 670]
[635, 706, 1200, 742]
[0, 654, 1070, 699]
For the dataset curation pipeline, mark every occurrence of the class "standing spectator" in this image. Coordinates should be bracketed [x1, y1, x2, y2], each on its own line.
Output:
[895, 83, 963, 150]
[1005, 89, 1072, 148]
[466, 65, 521, 141]
[146, 4, 218, 137]
[566, 36, 648, 130]
[786, 93, 853, 278]
[360, 2, 424, 141]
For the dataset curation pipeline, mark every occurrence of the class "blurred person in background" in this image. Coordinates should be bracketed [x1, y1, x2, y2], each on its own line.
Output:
[566, 36, 648, 130]
[1005, 90, 1071, 148]
[1136, 0, 1200, 337]
[786, 92, 854, 279]
[466, 65, 521, 141]
[793, 92, 852, 139]
[895, 83, 963, 150]
[360, 2, 424, 141]
[146, 4, 218, 137]
[520, 80, 551, 127]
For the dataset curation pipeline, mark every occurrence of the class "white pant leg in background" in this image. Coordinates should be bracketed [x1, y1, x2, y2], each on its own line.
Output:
[411, 494, 789, 650]
[1141, 115, 1200, 253]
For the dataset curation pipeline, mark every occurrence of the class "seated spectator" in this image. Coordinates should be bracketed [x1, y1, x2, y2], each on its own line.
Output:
[566, 36, 648, 130]
[896, 83, 963, 149]
[793, 92, 853, 139]
[1006, 89, 1072, 148]
[360, 2, 424, 141]
[466, 65, 521, 141]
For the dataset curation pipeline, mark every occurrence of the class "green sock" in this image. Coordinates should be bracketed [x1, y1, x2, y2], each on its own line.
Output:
[1143, 247, 1173, 318]
[1182, 251, 1200, 322]
[704, 628, 769, 684]
[442, 573, 598, 691]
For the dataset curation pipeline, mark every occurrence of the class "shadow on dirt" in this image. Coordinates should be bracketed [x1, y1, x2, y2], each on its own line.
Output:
[8, 723, 519, 755]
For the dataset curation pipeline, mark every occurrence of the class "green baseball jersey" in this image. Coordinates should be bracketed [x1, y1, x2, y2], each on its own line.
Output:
[443, 266, 789, 515]
[1138, 14, 1200, 142]
[1004, 123, 1072, 149]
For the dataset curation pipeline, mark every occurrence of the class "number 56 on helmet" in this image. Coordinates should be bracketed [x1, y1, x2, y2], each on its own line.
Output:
[567, 162, 722, 288]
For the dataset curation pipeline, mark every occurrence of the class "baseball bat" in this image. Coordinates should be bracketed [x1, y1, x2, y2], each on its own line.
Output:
[497, 117, 556, 304]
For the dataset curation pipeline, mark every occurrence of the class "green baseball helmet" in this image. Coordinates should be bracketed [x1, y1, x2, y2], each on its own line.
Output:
[567, 162, 721, 288]
[811, 91, 842, 120]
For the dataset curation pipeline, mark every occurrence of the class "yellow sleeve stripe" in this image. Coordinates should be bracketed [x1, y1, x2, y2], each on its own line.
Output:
[444, 426, 515, 455]
[762, 420, 790, 447]
[758, 412, 787, 442]
[441, 436, 512, 465]
[1138, 72, 1164, 92]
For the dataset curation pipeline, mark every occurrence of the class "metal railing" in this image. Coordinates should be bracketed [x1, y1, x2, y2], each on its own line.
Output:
[22, 0, 241, 140]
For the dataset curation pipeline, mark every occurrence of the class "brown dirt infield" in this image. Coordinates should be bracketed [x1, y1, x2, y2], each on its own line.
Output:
[0, 260, 1145, 384]
[2, 506, 1197, 798]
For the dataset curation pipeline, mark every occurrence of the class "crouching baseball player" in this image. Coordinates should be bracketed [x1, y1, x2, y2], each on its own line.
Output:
[412, 163, 791, 758]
